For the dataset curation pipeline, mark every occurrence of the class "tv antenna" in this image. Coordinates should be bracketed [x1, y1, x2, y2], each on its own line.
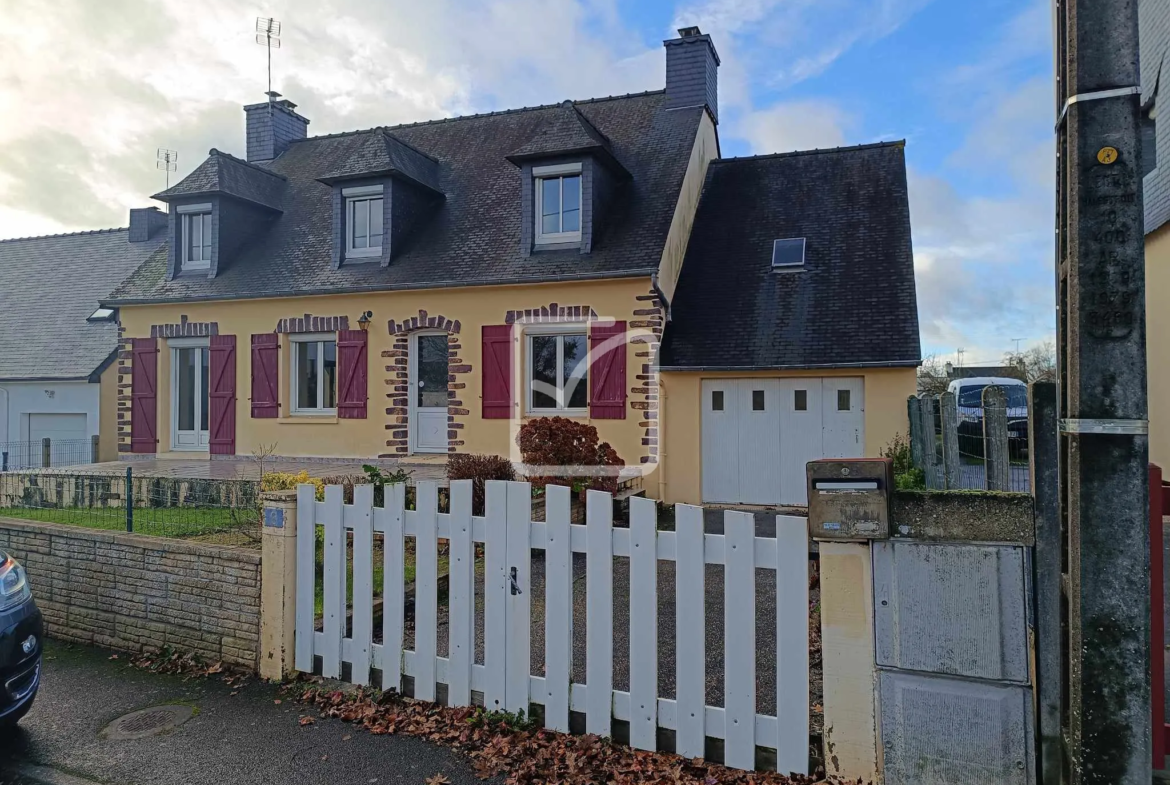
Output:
[156, 148, 177, 189]
[956, 347, 965, 368]
[255, 17, 282, 96]
[1011, 337, 1023, 354]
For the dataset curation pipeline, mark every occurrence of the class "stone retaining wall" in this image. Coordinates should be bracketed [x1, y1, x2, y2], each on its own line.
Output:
[0, 517, 261, 669]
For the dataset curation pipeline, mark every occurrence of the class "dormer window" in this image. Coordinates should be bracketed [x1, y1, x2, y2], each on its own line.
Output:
[534, 164, 582, 244]
[344, 185, 384, 260]
[178, 204, 213, 272]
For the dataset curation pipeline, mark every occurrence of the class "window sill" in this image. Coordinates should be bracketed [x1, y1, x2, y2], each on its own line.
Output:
[280, 413, 339, 424]
[176, 267, 211, 278]
[345, 248, 382, 260]
[533, 239, 582, 252]
[524, 409, 589, 419]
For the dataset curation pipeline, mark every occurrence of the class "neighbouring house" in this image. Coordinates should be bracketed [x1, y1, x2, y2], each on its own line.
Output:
[657, 143, 921, 505]
[99, 26, 920, 503]
[0, 210, 167, 468]
[1142, 0, 1170, 465]
[945, 363, 1024, 382]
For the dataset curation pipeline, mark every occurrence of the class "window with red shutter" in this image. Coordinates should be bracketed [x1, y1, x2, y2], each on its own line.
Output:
[589, 321, 627, 419]
[482, 325, 514, 419]
[251, 334, 280, 418]
[130, 338, 159, 453]
[337, 329, 368, 419]
[208, 335, 237, 455]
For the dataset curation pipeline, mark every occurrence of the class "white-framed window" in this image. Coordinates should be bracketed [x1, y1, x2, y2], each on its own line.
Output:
[177, 203, 213, 271]
[290, 333, 338, 414]
[527, 327, 588, 412]
[344, 185, 384, 259]
[534, 163, 582, 244]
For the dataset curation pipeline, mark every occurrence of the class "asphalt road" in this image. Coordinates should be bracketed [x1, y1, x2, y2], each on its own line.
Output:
[0, 642, 495, 785]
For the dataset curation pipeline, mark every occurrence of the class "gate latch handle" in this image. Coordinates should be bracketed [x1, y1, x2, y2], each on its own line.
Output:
[509, 566, 522, 596]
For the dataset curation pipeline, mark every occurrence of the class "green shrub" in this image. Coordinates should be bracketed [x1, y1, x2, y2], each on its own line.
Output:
[447, 453, 516, 515]
[882, 433, 925, 490]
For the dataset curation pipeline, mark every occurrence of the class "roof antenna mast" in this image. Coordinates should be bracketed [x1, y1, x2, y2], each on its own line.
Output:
[156, 148, 177, 189]
[255, 17, 282, 97]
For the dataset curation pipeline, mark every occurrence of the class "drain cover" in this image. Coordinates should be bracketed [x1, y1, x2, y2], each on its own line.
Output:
[101, 705, 195, 740]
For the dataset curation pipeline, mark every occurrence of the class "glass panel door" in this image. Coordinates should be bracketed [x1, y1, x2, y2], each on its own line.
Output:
[414, 334, 449, 453]
[173, 346, 209, 449]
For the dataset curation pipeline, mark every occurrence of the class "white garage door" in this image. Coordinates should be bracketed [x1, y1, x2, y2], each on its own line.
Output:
[701, 378, 865, 506]
[28, 413, 90, 466]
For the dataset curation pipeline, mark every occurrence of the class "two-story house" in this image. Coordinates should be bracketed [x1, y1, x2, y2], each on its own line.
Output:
[101, 27, 921, 505]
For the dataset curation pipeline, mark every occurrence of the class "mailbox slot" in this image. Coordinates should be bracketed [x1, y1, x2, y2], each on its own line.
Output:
[807, 458, 892, 541]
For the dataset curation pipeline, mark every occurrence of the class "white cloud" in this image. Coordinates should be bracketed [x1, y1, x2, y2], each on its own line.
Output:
[0, 0, 660, 238]
[739, 100, 851, 153]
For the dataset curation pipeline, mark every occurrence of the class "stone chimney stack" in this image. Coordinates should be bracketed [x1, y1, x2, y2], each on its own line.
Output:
[664, 26, 720, 123]
[243, 92, 310, 163]
[128, 206, 168, 242]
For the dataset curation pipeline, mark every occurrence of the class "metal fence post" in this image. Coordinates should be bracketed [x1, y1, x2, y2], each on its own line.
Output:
[1029, 381, 1061, 784]
[920, 395, 940, 488]
[41, 437, 50, 469]
[939, 392, 961, 489]
[125, 466, 133, 533]
[983, 386, 1010, 491]
[90, 434, 99, 463]
[908, 396, 923, 468]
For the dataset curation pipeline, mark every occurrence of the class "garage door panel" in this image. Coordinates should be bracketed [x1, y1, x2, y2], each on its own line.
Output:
[822, 378, 864, 459]
[778, 379, 823, 506]
[26, 413, 91, 468]
[701, 380, 740, 503]
[736, 380, 782, 505]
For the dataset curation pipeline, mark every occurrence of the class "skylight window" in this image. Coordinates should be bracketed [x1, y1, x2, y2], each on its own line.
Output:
[87, 307, 116, 322]
[772, 238, 806, 268]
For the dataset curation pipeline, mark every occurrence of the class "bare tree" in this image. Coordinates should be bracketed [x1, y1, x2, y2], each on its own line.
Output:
[1003, 340, 1056, 383]
[917, 353, 951, 395]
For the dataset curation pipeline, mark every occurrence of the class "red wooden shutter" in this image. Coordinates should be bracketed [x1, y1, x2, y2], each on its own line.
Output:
[130, 338, 159, 453]
[482, 325, 514, 419]
[250, 333, 280, 418]
[337, 329, 368, 419]
[589, 321, 627, 419]
[208, 335, 237, 455]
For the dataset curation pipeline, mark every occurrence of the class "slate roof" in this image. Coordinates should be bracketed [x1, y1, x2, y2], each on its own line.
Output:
[1142, 0, 1170, 234]
[154, 149, 286, 211]
[317, 131, 441, 193]
[659, 142, 921, 370]
[0, 228, 166, 380]
[107, 91, 701, 305]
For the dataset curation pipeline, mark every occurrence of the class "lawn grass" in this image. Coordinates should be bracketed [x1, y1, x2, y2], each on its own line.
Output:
[0, 506, 253, 539]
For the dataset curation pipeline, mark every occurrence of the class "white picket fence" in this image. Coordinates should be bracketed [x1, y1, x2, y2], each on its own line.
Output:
[293, 480, 810, 774]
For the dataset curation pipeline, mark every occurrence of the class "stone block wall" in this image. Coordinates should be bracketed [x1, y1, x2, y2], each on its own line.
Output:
[0, 517, 261, 669]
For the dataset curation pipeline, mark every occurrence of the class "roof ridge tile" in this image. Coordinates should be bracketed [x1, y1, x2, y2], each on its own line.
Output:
[712, 140, 906, 165]
[0, 226, 129, 244]
[208, 148, 289, 181]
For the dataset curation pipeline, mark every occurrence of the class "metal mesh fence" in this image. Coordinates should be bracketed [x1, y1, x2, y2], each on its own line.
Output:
[911, 387, 1031, 492]
[0, 468, 261, 547]
[1, 438, 96, 470]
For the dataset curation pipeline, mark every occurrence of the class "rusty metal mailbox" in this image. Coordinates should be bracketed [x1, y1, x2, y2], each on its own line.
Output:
[807, 458, 892, 540]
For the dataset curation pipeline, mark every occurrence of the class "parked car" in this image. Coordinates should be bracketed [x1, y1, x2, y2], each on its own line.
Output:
[948, 377, 1030, 451]
[0, 550, 41, 728]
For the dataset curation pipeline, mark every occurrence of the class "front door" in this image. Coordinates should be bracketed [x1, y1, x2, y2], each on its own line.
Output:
[413, 333, 449, 453]
[172, 344, 209, 449]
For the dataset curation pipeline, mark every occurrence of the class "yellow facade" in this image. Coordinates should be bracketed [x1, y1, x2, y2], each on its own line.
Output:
[1147, 223, 1170, 466]
[656, 367, 917, 505]
[115, 277, 661, 471]
[98, 361, 119, 462]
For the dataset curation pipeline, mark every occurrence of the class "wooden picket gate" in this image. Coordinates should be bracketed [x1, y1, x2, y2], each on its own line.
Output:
[293, 480, 810, 775]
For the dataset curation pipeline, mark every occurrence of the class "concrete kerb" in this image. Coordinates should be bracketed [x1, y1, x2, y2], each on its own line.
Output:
[260, 489, 298, 681]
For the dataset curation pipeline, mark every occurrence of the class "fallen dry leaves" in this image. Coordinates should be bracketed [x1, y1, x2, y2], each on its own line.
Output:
[127, 647, 251, 690]
[286, 681, 858, 785]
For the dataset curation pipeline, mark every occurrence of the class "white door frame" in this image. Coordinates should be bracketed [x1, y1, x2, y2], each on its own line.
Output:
[409, 331, 449, 454]
[170, 337, 210, 451]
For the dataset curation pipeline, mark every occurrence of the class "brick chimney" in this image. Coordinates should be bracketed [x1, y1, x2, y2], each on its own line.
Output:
[243, 92, 309, 163]
[664, 26, 720, 123]
[128, 206, 168, 242]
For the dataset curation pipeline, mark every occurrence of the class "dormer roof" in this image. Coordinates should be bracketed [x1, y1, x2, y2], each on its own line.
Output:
[153, 149, 286, 211]
[315, 130, 442, 194]
[506, 101, 629, 176]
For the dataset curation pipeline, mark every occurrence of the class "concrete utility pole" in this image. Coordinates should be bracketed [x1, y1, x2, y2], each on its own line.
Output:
[1053, 0, 1149, 783]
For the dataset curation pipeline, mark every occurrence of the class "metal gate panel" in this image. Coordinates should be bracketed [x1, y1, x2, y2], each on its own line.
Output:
[873, 541, 1028, 683]
[879, 670, 1034, 785]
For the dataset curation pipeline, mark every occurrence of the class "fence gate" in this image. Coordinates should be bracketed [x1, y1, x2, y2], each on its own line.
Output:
[293, 479, 811, 775]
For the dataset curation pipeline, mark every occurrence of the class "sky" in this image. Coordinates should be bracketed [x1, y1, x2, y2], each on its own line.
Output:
[0, 0, 1056, 364]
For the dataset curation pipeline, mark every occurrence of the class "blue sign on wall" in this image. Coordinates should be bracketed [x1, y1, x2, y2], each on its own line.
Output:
[263, 507, 284, 529]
